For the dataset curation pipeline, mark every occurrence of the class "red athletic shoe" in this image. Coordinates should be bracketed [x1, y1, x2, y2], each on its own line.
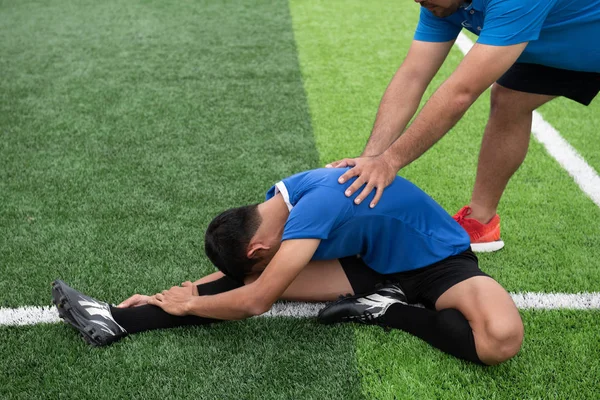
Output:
[453, 206, 504, 252]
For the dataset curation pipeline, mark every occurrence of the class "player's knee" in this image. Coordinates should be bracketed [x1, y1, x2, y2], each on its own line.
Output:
[483, 317, 524, 364]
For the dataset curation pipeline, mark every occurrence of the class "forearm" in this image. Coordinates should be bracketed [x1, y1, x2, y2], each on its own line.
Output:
[362, 70, 427, 157]
[383, 80, 477, 170]
[185, 284, 266, 320]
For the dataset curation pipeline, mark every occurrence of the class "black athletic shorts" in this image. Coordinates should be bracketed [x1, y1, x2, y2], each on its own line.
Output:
[339, 249, 489, 310]
[497, 62, 600, 106]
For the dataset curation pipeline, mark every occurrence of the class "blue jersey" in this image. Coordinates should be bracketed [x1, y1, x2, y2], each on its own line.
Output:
[265, 168, 470, 274]
[414, 0, 600, 72]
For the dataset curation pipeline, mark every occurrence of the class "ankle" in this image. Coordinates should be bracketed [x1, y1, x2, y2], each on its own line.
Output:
[467, 204, 496, 224]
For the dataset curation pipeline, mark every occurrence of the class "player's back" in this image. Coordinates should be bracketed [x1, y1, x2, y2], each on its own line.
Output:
[268, 168, 470, 273]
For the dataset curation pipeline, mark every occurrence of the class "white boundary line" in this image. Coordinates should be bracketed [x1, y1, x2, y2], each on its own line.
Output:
[456, 32, 600, 207]
[2, 293, 600, 327]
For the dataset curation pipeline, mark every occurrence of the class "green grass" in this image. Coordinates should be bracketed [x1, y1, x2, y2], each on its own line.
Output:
[537, 98, 600, 175]
[0, 0, 320, 306]
[2, 0, 600, 398]
[0, 0, 363, 398]
[0, 320, 362, 400]
[355, 311, 600, 399]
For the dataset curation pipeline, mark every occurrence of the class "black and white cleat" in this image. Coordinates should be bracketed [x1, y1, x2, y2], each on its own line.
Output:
[318, 283, 408, 325]
[51, 280, 127, 346]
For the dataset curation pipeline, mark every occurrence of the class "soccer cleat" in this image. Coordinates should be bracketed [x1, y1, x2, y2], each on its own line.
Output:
[318, 284, 407, 325]
[51, 280, 127, 346]
[453, 206, 504, 252]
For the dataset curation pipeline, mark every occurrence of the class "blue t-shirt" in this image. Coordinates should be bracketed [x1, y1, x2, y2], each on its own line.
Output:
[414, 0, 600, 72]
[265, 168, 470, 274]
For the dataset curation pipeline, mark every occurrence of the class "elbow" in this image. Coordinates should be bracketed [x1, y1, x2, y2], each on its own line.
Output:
[448, 82, 483, 112]
[442, 79, 481, 113]
[453, 92, 475, 112]
[451, 87, 478, 112]
[247, 297, 272, 317]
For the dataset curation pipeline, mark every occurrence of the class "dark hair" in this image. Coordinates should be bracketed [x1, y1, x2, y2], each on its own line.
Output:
[204, 204, 262, 283]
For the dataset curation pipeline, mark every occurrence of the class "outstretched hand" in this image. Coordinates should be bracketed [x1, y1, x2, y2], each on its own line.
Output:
[117, 282, 198, 309]
[148, 284, 196, 316]
[326, 154, 398, 208]
[117, 294, 151, 308]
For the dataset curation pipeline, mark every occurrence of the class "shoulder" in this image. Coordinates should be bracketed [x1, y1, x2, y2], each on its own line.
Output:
[269, 168, 348, 207]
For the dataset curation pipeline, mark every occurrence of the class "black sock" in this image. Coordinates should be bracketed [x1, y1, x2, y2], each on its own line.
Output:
[111, 276, 243, 334]
[196, 275, 242, 296]
[381, 303, 484, 365]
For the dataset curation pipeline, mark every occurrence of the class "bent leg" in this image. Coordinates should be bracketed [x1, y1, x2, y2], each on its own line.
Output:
[260, 259, 354, 302]
[375, 302, 485, 364]
[435, 276, 524, 365]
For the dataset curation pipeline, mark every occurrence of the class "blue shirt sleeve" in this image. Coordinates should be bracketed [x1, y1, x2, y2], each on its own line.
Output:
[414, 7, 461, 42]
[281, 188, 353, 241]
[477, 0, 558, 46]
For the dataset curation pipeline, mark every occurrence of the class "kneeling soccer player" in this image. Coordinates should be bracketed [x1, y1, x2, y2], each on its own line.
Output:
[52, 167, 523, 365]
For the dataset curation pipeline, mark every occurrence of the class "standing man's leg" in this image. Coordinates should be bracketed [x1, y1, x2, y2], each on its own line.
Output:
[469, 84, 555, 224]
[456, 63, 600, 251]
[454, 84, 555, 251]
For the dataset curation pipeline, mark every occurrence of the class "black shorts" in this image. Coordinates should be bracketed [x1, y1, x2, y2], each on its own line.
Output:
[497, 62, 600, 106]
[339, 249, 489, 310]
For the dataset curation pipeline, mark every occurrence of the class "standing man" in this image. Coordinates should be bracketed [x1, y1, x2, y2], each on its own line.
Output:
[328, 0, 600, 252]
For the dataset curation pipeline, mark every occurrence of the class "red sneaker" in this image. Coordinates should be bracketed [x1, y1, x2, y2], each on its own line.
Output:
[453, 206, 504, 252]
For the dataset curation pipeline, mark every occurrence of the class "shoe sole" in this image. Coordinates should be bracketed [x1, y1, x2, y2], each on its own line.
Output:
[51, 280, 103, 346]
[51, 280, 78, 326]
[471, 240, 505, 253]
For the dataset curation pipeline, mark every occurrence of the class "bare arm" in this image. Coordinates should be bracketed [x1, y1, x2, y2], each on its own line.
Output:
[383, 42, 528, 171]
[117, 272, 222, 307]
[148, 239, 320, 320]
[337, 42, 529, 207]
[361, 40, 455, 157]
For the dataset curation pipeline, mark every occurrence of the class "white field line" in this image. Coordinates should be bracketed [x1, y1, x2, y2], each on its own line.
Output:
[2, 293, 600, 327]
[455, 32, 600, 207]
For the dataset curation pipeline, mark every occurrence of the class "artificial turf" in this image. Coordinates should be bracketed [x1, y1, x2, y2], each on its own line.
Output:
[2, 0, 600, 398]
[355, 310, 600, 399]
[0, 0, 321, 306]
[1, 0, 363, 398]
[1, 320, 363, 400]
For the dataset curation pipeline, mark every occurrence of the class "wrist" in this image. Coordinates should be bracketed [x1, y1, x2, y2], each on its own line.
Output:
[381, 150, 402, 172]
[361, 149, 380, 158]
[184, 297, 196, 316]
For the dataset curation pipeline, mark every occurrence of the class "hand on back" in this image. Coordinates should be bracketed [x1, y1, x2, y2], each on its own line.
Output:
[326, 154, 398, 208]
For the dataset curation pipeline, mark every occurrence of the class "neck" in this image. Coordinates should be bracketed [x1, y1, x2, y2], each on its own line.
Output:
[254, 194, 289, 243]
